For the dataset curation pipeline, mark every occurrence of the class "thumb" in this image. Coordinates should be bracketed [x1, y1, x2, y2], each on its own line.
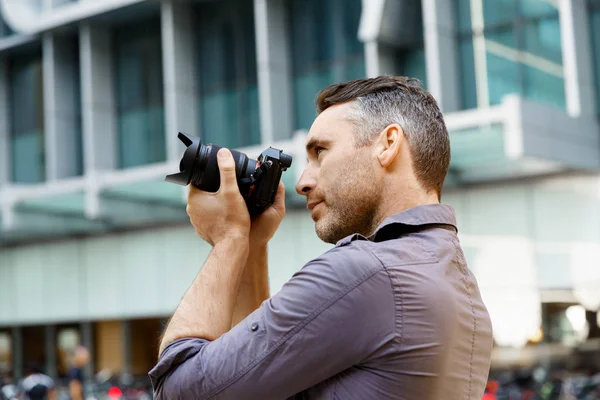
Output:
[217, 148, 237, 192]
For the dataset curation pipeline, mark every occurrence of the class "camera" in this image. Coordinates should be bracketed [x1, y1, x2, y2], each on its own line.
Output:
[165, 132, 293, 216]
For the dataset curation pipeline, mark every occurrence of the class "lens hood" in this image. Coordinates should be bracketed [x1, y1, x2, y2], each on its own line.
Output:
[164, 132, 202, 186]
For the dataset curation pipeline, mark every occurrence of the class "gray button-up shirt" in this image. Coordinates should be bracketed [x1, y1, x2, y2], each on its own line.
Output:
[149, 204, 493, 399]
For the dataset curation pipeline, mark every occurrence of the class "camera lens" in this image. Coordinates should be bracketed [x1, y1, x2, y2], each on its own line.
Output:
[165, 133, 257, 192]
[192, 143, 256, 192]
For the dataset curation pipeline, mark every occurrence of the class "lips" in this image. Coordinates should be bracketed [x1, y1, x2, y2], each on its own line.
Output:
[307, 201, 323, 211]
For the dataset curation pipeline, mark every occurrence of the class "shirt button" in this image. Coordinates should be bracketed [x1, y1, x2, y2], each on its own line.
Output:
[250, 323, 259, 332]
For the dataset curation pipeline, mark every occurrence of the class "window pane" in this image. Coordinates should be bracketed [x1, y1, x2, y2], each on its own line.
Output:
[456, 1, 565, 110]
[9, 50, 45, 183]
[522, 64, 565, 109]
[486, 30, 520, 105]
[455, 0, 472, 34]
[196, 0, 260, 149]
[385, 2, 426, 87]
[114, 17, 165, 169]
[289, 0, 365, 131]
[519, 0, 558, 18]
[483, 0, 517, 27]
[458, 38, 477, 109]
[398, 48, 427, 87]
[522, 17, 562, 63]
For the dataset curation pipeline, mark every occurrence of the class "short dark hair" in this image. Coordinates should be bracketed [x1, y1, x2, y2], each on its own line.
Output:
[315, 76, 451, 199]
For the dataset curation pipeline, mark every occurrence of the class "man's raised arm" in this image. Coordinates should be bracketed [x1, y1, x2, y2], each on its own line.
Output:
[158, 148, 252, 355]
[231, 182, 286, 327]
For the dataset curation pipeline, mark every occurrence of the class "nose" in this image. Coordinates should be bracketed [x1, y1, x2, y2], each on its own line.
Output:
[295, 168, 316, 197]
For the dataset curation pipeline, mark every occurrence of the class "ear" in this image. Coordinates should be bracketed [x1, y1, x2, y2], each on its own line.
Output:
[375, 123, 404, 168]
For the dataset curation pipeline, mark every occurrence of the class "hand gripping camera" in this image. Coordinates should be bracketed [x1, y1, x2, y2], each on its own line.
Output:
[165, 132, 293, 216]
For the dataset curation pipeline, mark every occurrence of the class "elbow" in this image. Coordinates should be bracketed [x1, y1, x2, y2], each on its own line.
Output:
[152, 367, 203, 400]
[149, 338, 214, 399]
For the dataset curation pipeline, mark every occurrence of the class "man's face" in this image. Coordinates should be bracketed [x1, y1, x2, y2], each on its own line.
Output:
[295, 103, 383, 244]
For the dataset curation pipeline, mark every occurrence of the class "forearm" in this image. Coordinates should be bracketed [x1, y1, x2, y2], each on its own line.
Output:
[159, 238, 249, 355]
[231, 245, 270, 327]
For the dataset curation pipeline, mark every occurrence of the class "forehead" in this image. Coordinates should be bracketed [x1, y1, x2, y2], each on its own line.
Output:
[305, 102, 356, 145]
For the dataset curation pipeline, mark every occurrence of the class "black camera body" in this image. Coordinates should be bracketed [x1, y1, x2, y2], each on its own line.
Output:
[165, 132, 293, 216]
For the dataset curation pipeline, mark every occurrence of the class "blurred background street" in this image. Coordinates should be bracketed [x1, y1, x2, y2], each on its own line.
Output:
[0, 0, 600, 398]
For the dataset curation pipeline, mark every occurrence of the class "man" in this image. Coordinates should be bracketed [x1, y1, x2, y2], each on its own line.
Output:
[19, 365, 56, 400]
[149, 76, 494, 399]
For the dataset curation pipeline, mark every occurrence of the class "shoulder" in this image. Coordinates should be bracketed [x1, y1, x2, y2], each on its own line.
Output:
[299, 240, 385, 287]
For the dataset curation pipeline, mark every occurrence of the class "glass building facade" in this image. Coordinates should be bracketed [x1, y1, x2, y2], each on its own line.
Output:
[8, 47, 45, 183]
[288, 0, 365, 131]
[456, 0, 565, 110]
[114, 16, 166, 169]
[195, 0, 261, 148]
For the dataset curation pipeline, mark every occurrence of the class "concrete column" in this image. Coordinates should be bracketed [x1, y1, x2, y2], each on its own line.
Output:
[11, 326, 22, 380]
[81, 321, 94, 380]
[422, 0, 460, 112]
[43, 33, 82, 180]
[361, 0, 438, 95]
[359, 0, 385, 77]
[80, 23, 117, 174]
[161, 0, 198, 161]
[559, 0, 597, 117]
[363, 41, 401, 77]
[0, 57, 9, 186]
[45, 325, 57, 379]
[254, 0, 293, 142]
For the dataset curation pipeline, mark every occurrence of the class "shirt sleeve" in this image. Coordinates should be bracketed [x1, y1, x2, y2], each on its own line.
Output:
[148, 242, 396, 400]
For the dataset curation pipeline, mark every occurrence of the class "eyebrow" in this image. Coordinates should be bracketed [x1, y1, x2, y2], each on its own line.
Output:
[305, 138, 332, 154]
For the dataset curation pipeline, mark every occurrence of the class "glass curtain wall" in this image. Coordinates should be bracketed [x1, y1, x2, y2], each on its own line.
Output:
[65, 35, 83, 177]
[9, 48, 45, 183]
[288, 0, 365, 131]
[590, 0, 600, 116]
[195, 0, 261, 149]
[114, 16, 165, 169]
[456, 0, 565, 110]
[394, 27, 426, 87]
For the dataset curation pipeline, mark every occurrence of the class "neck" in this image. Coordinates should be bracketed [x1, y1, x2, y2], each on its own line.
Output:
[371, 183, 439, 233]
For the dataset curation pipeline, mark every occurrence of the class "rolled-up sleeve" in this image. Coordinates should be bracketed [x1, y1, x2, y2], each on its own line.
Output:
[149, 242, 395, 400]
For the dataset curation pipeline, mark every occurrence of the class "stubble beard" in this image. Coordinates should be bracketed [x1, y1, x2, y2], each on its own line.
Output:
[315, 164, 381, 244]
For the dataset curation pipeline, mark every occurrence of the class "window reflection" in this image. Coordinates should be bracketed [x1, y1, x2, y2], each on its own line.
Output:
[288, 0, 365, 131]
[9, 48, 45, 183]
[195, 0, 260, 149]
[114, 16, 166, 169]
[455, 0, 565, 110]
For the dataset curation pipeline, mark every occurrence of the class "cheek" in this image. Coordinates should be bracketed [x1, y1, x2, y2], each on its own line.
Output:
[321, 157, 355, 194]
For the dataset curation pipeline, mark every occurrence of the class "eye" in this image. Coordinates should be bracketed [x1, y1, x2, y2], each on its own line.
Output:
[316, 147, 325, 159]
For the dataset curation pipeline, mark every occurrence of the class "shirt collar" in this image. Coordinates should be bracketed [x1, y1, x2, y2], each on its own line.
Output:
[335, 203, 457, 247]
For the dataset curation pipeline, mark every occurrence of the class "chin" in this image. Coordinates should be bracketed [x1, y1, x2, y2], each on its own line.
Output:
[315, 219, 346, 244]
